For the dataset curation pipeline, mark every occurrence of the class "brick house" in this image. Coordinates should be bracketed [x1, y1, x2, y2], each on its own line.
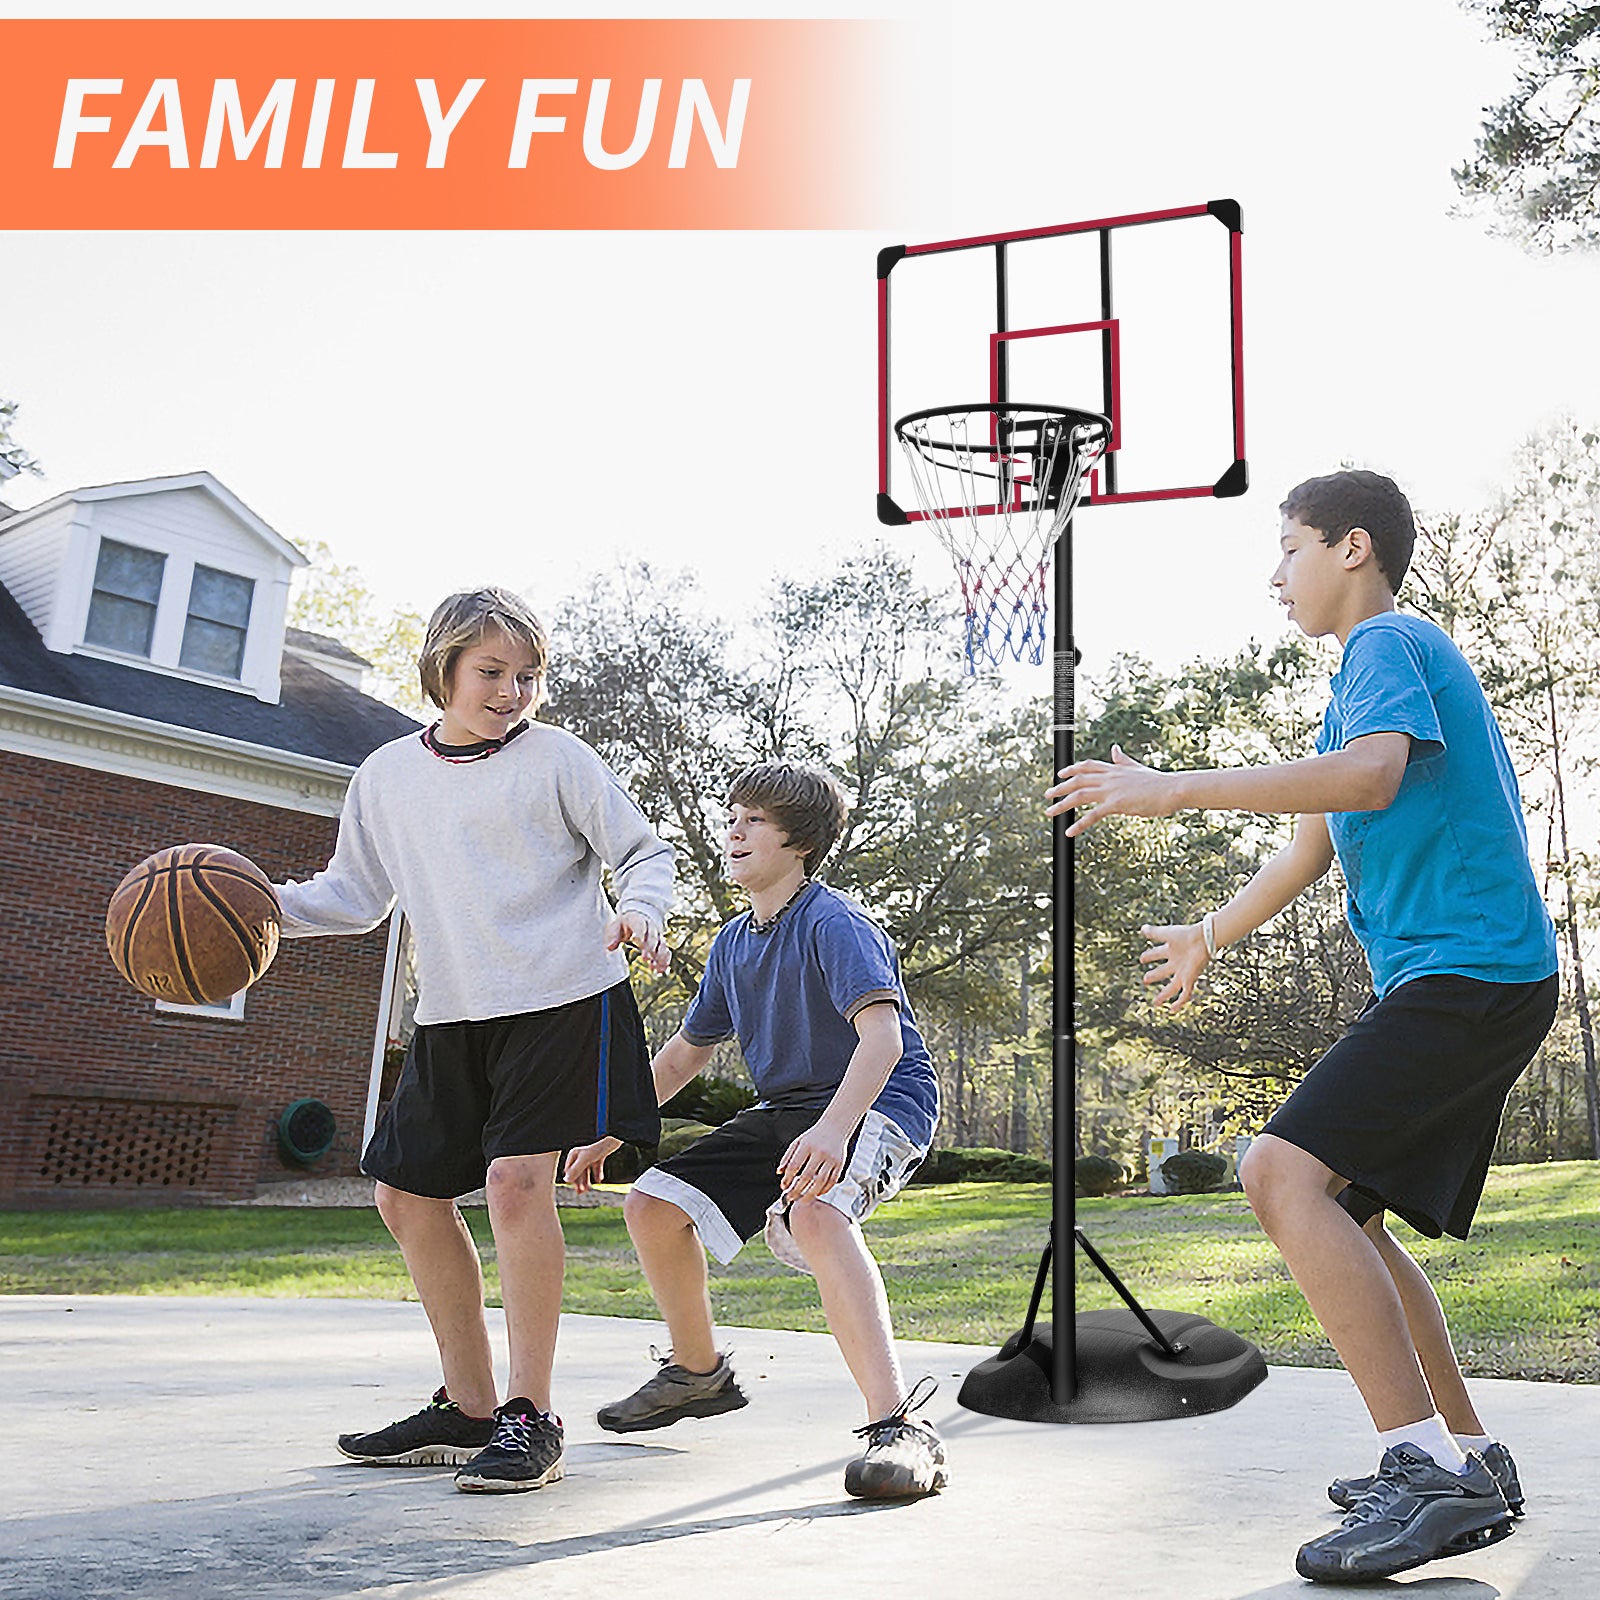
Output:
[0, 471, 420, 1207]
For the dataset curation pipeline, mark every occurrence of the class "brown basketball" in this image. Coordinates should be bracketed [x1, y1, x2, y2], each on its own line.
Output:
[106, 844, 282, 1005]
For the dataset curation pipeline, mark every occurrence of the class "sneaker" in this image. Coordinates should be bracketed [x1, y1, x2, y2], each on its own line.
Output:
[1329, 1439, 1524, 1517]
[844, 1377, 948, 1501]
[454, 1399, 565, 1493]
[596, 1349, 748, 1434]
[336, 1387, 496, 1466]
[1296, 1443, 1515, 1583]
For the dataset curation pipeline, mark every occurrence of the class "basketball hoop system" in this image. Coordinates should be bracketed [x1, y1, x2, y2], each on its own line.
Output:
[894, 404, 1110, 671]
[878, 201, 1265, 1426]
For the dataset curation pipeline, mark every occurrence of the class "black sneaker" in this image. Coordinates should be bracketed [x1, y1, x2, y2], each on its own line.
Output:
[454, 1399, 565, 1493]
[337, 1387, 496, 1466]
[596, 1350, 748, 1434]
[1296, 1443, 1515, 1583]
[1329, 1439, 1524, 1517]
[844, 1377, 948, 1500]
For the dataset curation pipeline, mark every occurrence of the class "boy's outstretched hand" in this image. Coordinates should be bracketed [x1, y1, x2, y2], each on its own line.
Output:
[1046, 744, 1180, 836]
[606, 911, 671, 973]
[564, 1135, 623, 1193]
[1139, 921, 1210, 1009]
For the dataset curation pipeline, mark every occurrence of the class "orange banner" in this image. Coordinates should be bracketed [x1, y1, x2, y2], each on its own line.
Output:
[0, 19, 900, 229]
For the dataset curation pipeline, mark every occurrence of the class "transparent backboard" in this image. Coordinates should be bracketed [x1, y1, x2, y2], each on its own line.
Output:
[877, 200, 1246, 523]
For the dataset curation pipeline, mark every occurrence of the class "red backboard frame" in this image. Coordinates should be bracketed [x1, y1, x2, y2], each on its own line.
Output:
[877, 199, 1246, 524]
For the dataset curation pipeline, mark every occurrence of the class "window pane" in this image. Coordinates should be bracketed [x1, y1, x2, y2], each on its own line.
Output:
[84, 590, 158, 656]
[93, 540, 165, 603]
[180, 615, 247, 677]
[188, 566, 254, 628]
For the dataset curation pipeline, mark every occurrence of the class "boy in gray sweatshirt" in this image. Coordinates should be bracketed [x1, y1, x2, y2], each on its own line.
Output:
[276, 586, 673, 1494]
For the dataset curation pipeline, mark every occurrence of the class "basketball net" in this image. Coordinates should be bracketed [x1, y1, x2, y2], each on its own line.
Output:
[895, 405, 1110, 671]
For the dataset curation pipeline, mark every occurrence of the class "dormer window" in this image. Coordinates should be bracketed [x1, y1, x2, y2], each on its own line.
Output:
[0, 472, 309, 703]
[180, 564, 256, 679]
[84, 538, 166, 658]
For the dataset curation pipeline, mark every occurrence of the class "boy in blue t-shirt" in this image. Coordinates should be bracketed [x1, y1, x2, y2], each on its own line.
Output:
[565, 760, 945, 1499]
[1048, 471, 1556, 1585]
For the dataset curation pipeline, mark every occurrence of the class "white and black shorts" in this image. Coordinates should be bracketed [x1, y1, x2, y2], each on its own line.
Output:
[631, 1103, 926, 1274]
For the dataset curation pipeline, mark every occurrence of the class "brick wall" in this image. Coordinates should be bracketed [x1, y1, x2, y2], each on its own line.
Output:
[0, 751, 390, 1207]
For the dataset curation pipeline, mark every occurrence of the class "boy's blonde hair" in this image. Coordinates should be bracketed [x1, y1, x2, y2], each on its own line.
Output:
[726, 761, 851, 875]
[418, 587, 549, 710]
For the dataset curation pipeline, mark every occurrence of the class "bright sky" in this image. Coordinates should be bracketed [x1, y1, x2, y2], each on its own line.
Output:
[5, 0, 1597, 683]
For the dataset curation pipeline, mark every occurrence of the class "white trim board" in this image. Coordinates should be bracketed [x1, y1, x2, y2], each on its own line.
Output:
[0, 683, 354, 816]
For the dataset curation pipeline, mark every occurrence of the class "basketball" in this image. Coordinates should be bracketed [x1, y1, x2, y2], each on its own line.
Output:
[106, 845, 282, 1005]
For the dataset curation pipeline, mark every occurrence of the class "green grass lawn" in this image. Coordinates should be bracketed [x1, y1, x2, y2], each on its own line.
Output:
[2, 1162, 1595, 1381]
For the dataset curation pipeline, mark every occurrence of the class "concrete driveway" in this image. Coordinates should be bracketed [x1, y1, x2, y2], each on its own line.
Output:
[2, 1296, 1593, 1600]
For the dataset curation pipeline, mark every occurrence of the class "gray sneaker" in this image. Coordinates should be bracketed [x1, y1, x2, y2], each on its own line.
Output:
[844, 1377, 948, 1500]
[1297, 1443, 1515, 1583]
[597, 1351, 748, 1433]
[1329, 1439, 1523, 1516]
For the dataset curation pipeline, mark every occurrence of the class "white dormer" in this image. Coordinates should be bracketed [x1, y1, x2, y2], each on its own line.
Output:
[0, 472, 307, 704]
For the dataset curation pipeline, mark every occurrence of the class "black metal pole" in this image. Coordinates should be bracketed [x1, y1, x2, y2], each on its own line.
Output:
[956, 433, 1267, 1425]
[1052, 518, 1076, 1405]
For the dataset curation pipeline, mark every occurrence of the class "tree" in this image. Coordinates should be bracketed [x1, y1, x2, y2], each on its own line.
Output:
[287, 539, 429, 716]
[1075, 642, 1370, 1133]
[545, 562, 764, 953]
[1455, 1, 1600, 251]
[1414, 420, 1600, 1157]
[764, 548, 1050, 1005]
[0, 395, 41, 478]
[543, 551, 1058, 1122]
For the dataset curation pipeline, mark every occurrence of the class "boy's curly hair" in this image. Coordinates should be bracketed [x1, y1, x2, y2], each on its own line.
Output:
[1280, 470, 1416, 595]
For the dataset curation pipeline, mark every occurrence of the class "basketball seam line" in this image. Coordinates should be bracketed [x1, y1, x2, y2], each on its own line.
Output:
[115, 873, 160, 984]
[166, 861, 206, 1005]
[149, 863, 277, 894]
[189, 871, 272, 986]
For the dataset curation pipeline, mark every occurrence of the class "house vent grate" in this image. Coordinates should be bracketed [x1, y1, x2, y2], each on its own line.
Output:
[34, 1097, 226, 1188]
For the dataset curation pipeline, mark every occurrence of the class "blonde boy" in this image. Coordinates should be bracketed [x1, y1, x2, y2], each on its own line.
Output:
[277, 587, 673, 1493]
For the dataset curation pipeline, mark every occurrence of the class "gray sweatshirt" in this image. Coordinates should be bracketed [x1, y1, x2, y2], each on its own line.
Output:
[275, 722, 674, 1024]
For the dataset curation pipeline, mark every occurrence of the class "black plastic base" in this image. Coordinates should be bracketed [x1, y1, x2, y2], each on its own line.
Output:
[958, 1308, 1267, 1424]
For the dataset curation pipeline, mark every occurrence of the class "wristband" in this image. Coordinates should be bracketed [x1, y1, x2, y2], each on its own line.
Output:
[1202, 911, 1219, 959]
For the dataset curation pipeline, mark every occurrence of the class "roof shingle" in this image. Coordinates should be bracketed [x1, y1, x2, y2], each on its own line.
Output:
[0, 581, 419, 766]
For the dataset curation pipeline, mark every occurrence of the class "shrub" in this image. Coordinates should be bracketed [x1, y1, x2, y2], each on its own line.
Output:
[1159, 1148, 1228, 1195]
[1074, 1154, 1125, 1196]
[656, 1120, 716, 1161]
[660, 1074, 758, 1126]
[908, 1146, 1052, 1184]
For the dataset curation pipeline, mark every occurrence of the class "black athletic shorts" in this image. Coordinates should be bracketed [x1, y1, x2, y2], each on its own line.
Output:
[363, 978, 659, 1200]
[1262, 971, 1557, 1240]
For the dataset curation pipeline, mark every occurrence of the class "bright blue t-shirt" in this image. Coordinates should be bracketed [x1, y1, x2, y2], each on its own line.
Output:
[1316, 612, 1556, 997]
[681, 881, 939, 1149]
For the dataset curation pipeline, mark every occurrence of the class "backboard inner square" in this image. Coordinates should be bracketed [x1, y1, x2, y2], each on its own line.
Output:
[990, 321, 1122, 454]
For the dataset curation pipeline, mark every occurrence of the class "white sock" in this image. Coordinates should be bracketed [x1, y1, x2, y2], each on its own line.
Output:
[1378, 1413, 1471, 1473]
[1455, 1430, 1495, 1454]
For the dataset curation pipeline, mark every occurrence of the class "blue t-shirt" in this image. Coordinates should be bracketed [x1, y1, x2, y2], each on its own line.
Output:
[1316, 612, 1556, 997]
[681, 881, 939, 1149]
